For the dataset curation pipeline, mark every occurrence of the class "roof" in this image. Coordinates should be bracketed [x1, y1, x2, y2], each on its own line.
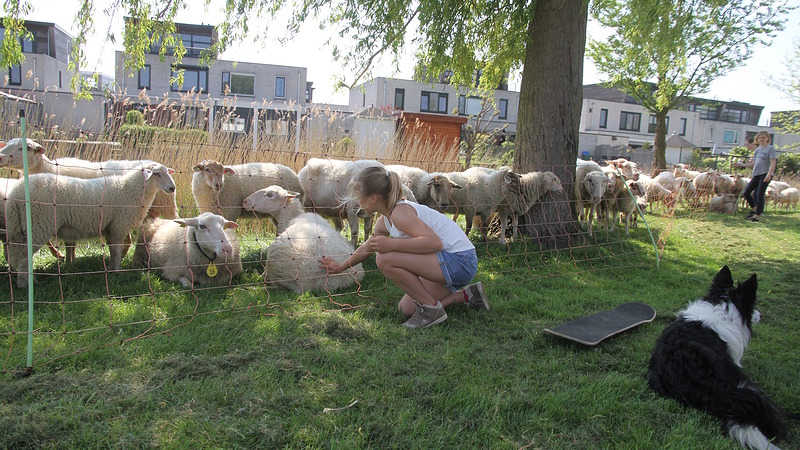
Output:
[665, 132, 695, 148]
[351, 105, 395, 120]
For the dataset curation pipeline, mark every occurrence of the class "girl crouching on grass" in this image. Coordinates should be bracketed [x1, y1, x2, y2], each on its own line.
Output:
[318, 166, 490, 329]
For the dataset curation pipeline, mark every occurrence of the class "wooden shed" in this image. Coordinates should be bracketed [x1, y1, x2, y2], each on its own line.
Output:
[394, 111, 467, 163]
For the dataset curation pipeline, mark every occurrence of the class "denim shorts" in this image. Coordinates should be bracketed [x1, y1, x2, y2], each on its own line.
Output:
[437, 249, 478, 293]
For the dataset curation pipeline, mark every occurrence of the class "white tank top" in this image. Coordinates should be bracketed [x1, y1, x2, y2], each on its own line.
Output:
[383, 200, 475, 253]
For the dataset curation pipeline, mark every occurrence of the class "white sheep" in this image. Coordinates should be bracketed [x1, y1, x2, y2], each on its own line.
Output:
[385, 164, 434, 207]
[615, 179, 646, 234]
[674, 176, 699, 208]
[494, 170, 563, 245]
[192, 159, 302, 221]
[298, 158, 383, 247]
[0, 138, 178, 262]
[673, 163, 700, 180]
[5, 163, 176, 288]
[575, 160, 613, 237]
[426, 167, 510, 241]
[708, 193, 738, 215]
[242, 185, 364, 293]
[692, 170, 722, 204]
[132, 212, 243, 288]
[773, 187, 799, 211]
[605, 158, 640, 181]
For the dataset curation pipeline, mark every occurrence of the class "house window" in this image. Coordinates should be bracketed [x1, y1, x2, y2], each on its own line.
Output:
[723, 129, 739, 145]
[394, 88, 405, 110]
[498, 99, 508, 120]
[708, 126, 715, 143]
[20, 36, 33, 53]
[58, 71, 62, 88]
[170, 66, 208, 92]
[180, 32, 212, 57]
[222, 72, 254, 96]
[458, 96, 482, 116]
[421, 91, 448, 113]
[648, 114, 657, 133]
[221, 116, 246, 133]
[679, 118, 687, 136]
[599, 108, 608, 129]
[8, 64, 21, 85]
[619, 111, 641, 131]
[138, 65, 151, 89]
[275, 76, 286, 98]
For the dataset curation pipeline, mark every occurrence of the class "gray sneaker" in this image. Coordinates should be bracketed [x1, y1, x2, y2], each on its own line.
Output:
[464, 281, 490, 311]
[403, 301, 447, 329]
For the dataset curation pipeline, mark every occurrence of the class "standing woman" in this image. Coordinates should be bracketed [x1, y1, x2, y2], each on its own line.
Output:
[318, 166, 490, 329]
[736, 131, 777, 222]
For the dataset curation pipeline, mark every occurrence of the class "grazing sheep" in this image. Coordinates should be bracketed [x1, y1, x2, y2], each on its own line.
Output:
[575, 160, 613, 237]
[641, 179, 675, 212]
[0, 138, 178, 262]
[132, 212, 242, 288]
[601, 166, 629, 231]
[242, 185, 364, 293]
[654, 171, 678, 192]
[692, 170, 722, 204]
[192, 159, 302, 221]
[674, 176, 699, 208]
[5, 163, 176, 288]
[772, 187, 799, 211]
[615, 179, 646, 234]
[673, 163, 700, 180]
[494, 170, 563, 245]
[714, 174, 735, 195]
[298, 158, 383, 247]
[708, 194, 738, 215]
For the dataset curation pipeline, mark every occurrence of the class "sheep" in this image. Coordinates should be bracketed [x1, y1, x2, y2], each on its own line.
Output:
[242, 185, 364, 293]
[601, 166, 629, 231]
[615, 179, 646, 234]
[673, 163, 700, 180]
[708, 193, 738, 215]
[654, 171, 678, 192]
[772, 187, 799, 211]
[132, 212, 242, 288]
[298, 158, 384, 247]
[641, 179, 675, 212]
[0, 138, 179, 262]
[5, 163, 176, 288]
[714, 174, 735, 196]
[192, 159, 302, 222]
[674, 176, 699, 208]
[575, 160, 613, 237]
[692, 170, 722, 204]
[605, 158, 640, 181]
[494, 170, 563, 245]
[426, 167, 510, 241]
[385, 164, 434, 206]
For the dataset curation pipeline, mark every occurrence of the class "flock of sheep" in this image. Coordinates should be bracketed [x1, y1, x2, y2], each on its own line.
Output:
[1, 137, 797, 294]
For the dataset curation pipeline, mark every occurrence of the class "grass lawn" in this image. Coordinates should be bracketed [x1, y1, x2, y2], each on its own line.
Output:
[1, 208, 799, 449]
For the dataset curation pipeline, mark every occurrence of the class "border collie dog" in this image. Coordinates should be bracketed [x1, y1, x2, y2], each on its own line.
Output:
[648, 266, 790, 450]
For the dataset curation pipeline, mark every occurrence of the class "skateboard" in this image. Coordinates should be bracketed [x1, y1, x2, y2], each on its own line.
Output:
[544, 302, 656, 346]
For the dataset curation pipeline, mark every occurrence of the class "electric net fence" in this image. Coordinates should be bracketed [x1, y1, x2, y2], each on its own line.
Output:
[0, 97, 733, 375]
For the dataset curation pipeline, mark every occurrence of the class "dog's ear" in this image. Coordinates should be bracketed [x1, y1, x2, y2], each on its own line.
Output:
[737, 273, 758, 299]
[734, 273, 759, 328]
[711, 265, 734, 289]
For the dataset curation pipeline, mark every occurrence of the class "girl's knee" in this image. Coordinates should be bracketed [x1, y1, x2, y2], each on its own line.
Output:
[398, 294, 416, 318]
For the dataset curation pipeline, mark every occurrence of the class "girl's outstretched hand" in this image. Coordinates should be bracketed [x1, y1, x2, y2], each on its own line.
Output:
[318, 256, 344, 274]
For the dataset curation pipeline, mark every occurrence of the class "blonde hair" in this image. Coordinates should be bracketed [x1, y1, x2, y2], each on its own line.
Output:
[351, 166, 404, 213]
[755, 131, 771, 144]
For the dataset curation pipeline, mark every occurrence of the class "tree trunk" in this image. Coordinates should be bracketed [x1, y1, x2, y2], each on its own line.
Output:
[514, 0, 587, 249]
[653, 109, 668, 172]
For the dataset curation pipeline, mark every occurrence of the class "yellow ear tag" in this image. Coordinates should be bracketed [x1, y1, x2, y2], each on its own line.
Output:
[207, 262, 218, 277]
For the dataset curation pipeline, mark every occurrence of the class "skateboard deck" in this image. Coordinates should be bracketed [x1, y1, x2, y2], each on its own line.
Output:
[545, 302, 656, 346]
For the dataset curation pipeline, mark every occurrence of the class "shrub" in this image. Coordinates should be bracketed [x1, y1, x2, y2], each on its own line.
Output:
[118, 124, 208, 148]
[777, 152, 800, 175]
[126, 110, 145, 125]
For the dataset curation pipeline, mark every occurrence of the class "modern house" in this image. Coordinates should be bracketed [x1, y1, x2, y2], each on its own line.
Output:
[113, 21, 313, 145]
[0, 19, 109, 135]
[578, 84, 800, 165]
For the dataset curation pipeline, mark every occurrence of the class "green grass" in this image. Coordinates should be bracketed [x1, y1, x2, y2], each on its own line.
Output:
[1, 208, 799, 449]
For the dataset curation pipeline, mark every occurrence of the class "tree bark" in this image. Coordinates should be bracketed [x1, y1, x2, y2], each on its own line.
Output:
[653, 109, 668, 173]
[514, 0, 587, 249]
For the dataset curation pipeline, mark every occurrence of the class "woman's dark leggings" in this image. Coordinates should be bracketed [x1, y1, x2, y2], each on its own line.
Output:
[743, 173, 769, 215]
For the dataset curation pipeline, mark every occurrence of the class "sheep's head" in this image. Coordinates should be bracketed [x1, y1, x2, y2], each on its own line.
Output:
[0, 138, 45, 169]
[193, 159, 235, 192]
[582, 171, 612, 203]
[242, 185, 300, 217]
[626, 180, 645, 197]
[176, 212, 238, 261]
[543, 171, 563, 192]
[426, 174, 461, 211]
[144, 163, 176, 193]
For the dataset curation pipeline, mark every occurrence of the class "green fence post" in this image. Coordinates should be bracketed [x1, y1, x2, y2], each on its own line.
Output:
[20, 110, 35, 372]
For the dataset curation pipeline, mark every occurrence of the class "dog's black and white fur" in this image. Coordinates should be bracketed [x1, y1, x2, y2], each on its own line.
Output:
[648, 265, 790, 450]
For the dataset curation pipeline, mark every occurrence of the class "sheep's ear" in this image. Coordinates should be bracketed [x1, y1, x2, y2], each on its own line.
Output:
[0, 141, 5, 149]
[167, 168, 175, 175]
[192, 163, 204, 172]
[142, 169, 153, 180]
[425, 179, 435, 187]
[503, 171, 520, 186]
[449, 181, 463, 190]
[224, 220, 239, 230]
[287, 191, 301, 199]
[175, 218, 198, 228]
[224, 167, 236, 175]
